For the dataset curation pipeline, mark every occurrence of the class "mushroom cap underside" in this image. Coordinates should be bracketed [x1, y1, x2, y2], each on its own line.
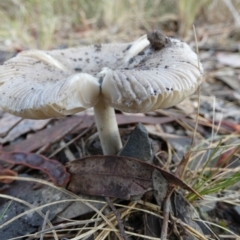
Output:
[0, 33, 203, 119]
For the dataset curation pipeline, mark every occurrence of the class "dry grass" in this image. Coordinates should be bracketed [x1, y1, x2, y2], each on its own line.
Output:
[0, 0, 239, 50]
[0, 176, 209, 240]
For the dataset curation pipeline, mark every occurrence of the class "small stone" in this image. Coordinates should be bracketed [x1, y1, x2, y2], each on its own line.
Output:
[119, 123, 153, 162]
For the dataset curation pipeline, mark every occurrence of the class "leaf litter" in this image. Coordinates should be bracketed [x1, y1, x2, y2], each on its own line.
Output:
[0, 120, 205, 240]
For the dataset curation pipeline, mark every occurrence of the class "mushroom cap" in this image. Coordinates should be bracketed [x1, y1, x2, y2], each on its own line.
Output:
[101, 32, 203, 112]
[0, 42, 140, 118]
[0, 32, 203, 118]
[0, 50, 100, 118]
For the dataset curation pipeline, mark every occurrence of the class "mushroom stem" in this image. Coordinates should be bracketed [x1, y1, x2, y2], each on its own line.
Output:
[94, 99, 122, 155]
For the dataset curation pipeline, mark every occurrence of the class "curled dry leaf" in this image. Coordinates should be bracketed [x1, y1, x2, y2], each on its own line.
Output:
[0, 151, 70, 186]
[67, 155, 201, 200]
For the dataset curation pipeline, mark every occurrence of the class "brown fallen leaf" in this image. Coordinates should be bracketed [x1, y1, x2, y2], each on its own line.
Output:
[214, 68, 240, 91]
[67, 156, 201, 200]
[0, 113, 51, 144]
[215, 147, 240, 168]
[218, 120, 240, 133]
[0, 113, 22, 137]
[217, 52, 240, 68]
[0, 151, 70, 186]
[3, 116, 84, 152]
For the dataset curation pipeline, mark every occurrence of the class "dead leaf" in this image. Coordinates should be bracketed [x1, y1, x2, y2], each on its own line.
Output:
[214, 68, 240, 91]
[0, 151, 70, 186]
[143, 213, 161, 238]
[217, 52, 240, 68]
[3, 116, 84, 152]
[219, 120, 240, 133]
[0, 114, 51, 144]
[172, 191, 204, 237]
[0, 113, 22, 137]
[215, 147, 240, 168]
[67, 156, 201, 200]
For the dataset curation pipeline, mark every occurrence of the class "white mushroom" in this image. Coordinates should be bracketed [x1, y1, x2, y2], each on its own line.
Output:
[0, 31, 203, 155]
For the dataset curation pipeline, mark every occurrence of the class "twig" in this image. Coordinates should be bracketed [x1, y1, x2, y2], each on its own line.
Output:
[105, 197, 128, 240]
[40, 210, 50, 240]
[160, 187, 175, 240]
[48, 123, 93, 158]
[36, 143, 51, 155]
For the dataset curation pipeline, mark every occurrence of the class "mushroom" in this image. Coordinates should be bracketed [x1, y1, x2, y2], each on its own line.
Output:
[0, 31, 203, 155]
